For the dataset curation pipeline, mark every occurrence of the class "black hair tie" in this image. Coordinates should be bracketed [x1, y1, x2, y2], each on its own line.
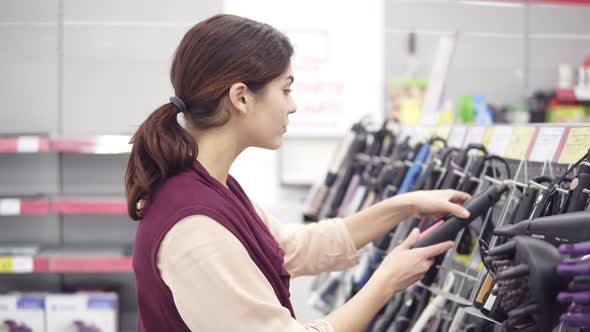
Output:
[169, 96, 188, 113]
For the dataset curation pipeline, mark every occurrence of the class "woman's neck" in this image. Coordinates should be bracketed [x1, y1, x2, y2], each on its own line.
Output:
[190, 126, 244, 188]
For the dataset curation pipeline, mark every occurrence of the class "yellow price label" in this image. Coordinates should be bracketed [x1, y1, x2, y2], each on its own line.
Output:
[482, 127, 494, 148]
[559, 128, 590, 164]
[432, 126, 450, 140]
[504, 127, 536, 160]
[0, 256, 13, 272]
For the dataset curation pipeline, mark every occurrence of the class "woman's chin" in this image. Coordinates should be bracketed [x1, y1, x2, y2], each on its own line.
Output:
[265, 137, 283, 150]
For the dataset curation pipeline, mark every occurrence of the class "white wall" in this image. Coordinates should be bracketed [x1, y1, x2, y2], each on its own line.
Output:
[224, 0, 385, 205]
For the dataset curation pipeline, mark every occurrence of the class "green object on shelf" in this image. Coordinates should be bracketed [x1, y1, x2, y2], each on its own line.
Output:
[388, 77, 429, 88]
[411, 78, 429, 88]
[546, 105, 587, 123]
[457, 95, 475, 124]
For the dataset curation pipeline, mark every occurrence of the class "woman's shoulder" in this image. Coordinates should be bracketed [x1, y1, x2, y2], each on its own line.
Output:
[144, 168, 226, 218]
[153, 167, 217, 199]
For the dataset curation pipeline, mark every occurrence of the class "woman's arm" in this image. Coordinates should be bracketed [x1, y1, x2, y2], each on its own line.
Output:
[251, 190, 470, 277]
[343, 189, 471, 250]
[253, 202, 360, 277]
[325, 229, 454, 332]
[158, 214, 453, 332]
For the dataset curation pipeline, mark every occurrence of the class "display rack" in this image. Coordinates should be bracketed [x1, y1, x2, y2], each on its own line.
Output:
[307, 121, 590, 332]
[406, 123, 588, 331]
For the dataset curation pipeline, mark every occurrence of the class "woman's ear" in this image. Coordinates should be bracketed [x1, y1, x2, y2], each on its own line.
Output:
[228, 83, 249, 115]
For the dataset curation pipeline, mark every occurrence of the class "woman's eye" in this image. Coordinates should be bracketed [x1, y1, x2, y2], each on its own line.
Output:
[283, 89, 292, 95]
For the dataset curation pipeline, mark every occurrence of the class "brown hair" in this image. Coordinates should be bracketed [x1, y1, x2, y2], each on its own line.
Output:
[125, 14, 293, 220]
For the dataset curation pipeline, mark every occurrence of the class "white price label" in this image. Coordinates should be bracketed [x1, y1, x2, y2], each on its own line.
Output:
[528, 127, 565, 162]
[11, 256, 34, 273]
[16, 136, 40, 153]
[464, 126, 486, 145]
[487, 126, 512, 156]
[483, 284, 499, 311]
[0, 199, 21, 216]
[448, 126, 467, 148]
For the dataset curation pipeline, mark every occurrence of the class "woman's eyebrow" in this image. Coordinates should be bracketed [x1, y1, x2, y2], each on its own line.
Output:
[286, 75, 294, 84]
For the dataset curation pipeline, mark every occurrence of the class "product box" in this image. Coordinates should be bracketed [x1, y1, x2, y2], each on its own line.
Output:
[0, 293, 45, 332]
[45, 293, 117, 332]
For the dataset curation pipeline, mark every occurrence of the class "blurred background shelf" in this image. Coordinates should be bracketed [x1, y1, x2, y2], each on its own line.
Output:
[0, 197, 127, 216]
[0, 135, 132, 154]
[0, 247, 132, 274]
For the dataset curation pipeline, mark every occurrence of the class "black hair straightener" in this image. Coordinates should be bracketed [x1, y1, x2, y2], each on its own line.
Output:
[412, 183, 509, 285]
[321, 129, 368, 219]
[562, 149, 590, 213]
[528, 150, 590, 220]
[307, 123, 370, 220]
[437, 144, 487, 191]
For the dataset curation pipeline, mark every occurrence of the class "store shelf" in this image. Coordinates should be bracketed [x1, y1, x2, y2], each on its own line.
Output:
[0, 198, 51, 216]
[0, 253, 132, 273]
[0, 136, 131, 154]
[50, 136, 131, 154]
[0, 136, 50, 153]
[0, 256, 46, 273]
[47, 256, 132, 273]
[0, 197, 126, 216]
[51, 197, 127, 215]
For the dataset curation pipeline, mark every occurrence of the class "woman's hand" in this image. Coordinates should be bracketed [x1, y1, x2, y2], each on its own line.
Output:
[326, 228, 454, 332]
[370, 228, 454, 296]
[401, 189, 471, 219]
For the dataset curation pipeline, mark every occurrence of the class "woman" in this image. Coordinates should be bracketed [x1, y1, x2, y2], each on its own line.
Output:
[126, 14, 471, 332]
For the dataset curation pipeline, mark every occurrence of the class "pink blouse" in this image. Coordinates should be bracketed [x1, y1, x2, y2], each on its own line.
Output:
[156, 202, 360, 331]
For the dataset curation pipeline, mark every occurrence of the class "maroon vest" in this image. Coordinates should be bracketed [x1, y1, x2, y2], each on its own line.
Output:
[133, 161, 294, 331]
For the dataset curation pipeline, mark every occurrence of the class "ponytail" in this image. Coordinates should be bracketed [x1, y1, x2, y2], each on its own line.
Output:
[125, 104, 197, 220]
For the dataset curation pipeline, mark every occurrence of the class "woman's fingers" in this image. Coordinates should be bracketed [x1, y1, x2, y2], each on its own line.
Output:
[447, 190, 471, 204]
[396, 228, 420, 251]
[416, 241, 454, 259]
[443, 201, 470, 219]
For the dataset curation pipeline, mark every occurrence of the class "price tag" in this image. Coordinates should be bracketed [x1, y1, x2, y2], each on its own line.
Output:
[486, 126, 512, 156]
[416, 126, 431, 143]
[505, 127, 535, 160]
[464, 126, 486, 145]
[16, 136, 40, 153]
[528, 127, 565, 162]
[0, 257, 13, 272]
[428, 125, 450, 141]
[11, 256, 33, 273]
[0, 199, 20, 216]
[436, 126, 451, 140]
[448, 126, 467, 148]
[482, 127, 494, 148]
[0, 256, 34, 273]
[559, 128, 590, 164]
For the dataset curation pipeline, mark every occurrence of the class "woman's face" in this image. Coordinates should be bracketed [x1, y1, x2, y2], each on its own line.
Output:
[242, 65, 297, 150]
